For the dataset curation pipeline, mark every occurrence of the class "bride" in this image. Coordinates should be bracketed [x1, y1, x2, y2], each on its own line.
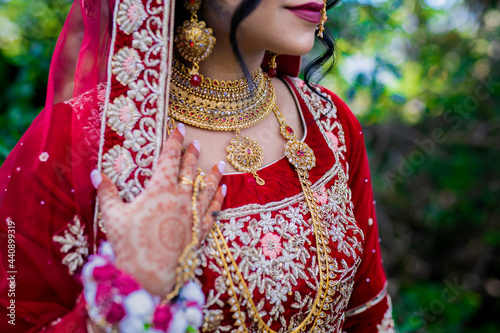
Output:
[0, 0, 395, 332]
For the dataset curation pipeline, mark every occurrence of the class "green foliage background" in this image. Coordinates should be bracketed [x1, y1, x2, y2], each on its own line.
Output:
[0, 0, 498, 331]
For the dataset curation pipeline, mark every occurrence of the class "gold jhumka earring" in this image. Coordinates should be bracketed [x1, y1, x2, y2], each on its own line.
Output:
[317, 0, 327, 38]
[175, 0, 216, 86]
[267, 52, 279, 78]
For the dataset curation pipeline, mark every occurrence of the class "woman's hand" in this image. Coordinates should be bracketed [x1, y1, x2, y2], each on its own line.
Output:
[90, 124, 226, 296]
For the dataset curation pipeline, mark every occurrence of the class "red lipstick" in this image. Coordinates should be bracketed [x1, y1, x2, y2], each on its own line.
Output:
[286, 2, 324, 24]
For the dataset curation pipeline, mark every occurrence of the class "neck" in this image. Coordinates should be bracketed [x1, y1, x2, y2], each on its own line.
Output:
[197, 39, 265, 81]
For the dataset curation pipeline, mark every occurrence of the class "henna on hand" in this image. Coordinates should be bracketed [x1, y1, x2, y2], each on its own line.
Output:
[93, 125, 226, 296]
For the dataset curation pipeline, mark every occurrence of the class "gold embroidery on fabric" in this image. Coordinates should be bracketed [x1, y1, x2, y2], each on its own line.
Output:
[97, 0, 171, 209]
[52, 215, 89, 275]
[197, 82, 365, 332]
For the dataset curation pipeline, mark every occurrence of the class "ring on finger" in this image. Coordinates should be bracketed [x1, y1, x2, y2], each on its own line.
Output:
[180, 176, 193, 186]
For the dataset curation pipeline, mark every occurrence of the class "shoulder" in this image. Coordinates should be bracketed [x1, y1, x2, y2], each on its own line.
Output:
[283, 76, 365, 158]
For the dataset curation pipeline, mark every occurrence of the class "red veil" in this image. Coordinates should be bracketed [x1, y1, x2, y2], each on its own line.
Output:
[0, 1, 302, 331]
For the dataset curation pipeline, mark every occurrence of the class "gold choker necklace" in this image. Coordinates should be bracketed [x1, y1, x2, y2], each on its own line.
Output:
[170, 60, 276, 184]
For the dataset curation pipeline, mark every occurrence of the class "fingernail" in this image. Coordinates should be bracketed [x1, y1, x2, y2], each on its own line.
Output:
[218, 161, 226, 174]
[177, 123, 186, 137]
[221, 184, 227, 197]
[193, 140, 201, 153]
[90, 169, 102, 189]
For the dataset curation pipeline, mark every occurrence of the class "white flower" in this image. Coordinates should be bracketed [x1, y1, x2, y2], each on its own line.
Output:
[223, 217, 244, 241]
[268, 282, 288, 306]
[259, 212, 275, 233]
[112, 47, 145, 86]
[98, 242, 115, 262]
[102, 145, 137, 183]
[167, 310, 188, 333]
[83, 281, 97, 307]
[128, 80, 150, 102]
[107, 95, 141, 135]
[179, 281, 205, 306]
[284, 206, 303, 226]
[184, 307, 203, 328]
[124, 130, 147, 152]
[123, 290, 155, 321]
[118, 316, 146, 333]
[81, 256, 107, 282]
[132, 29, 153, 52]
[117, 0, 147, 35]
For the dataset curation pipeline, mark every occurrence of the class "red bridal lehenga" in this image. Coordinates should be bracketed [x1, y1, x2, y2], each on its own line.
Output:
[0, 1, 395, 332]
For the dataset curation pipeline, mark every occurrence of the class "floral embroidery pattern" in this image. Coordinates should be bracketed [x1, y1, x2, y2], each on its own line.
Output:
[102, 145, 137, 183]
[195, 82, 365, 332]
[111, 47, 145, 86]
[52, 216, 89, 275]
[261, 233, 282, 259]
[116, 0, 148, 35]
[97, 0, 171, 211]
[314, 186, 328, 205]
[107, 95, 141, 135]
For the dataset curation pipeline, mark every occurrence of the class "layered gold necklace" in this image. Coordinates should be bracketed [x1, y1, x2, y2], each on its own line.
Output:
[168, 64, 336, 332]
[170, 59, 276, 185]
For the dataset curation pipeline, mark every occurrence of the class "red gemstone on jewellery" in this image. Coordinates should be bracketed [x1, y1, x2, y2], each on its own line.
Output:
[190, 74, 202, 86]
[297, 150, 304, 157]
[286, 126, 294, 135]
[268, 68, 277, 78]
[247, 149, 252, 154]
[189, 39, 194, 47]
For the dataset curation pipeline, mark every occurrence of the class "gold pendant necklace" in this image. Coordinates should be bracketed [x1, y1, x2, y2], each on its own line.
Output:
[170, 60, 276, 184]
[207, 106, 336, 333]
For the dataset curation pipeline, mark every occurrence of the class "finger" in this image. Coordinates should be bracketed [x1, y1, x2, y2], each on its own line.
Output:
[148, 124, 186, 192]
[199, 184, 227, 243]
[178, 140, 201, 195]
[197, 161, 225, 218]
[91, 170, 123, 220]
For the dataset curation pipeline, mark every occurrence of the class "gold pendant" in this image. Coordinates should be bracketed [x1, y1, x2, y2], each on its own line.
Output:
[284, 139, 316, 173]
[226, 130, 265, 185]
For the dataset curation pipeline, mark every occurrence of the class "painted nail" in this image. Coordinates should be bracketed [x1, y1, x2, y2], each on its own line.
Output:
[90, 169, 102, 189]
[221, 184, 227, 197]
[218, 161, 226, 174]
[177, 123, 186, 137]
[193, 140, 201, 153]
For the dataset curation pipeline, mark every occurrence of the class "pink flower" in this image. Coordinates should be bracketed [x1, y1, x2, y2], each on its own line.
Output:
[326, 131, 339, 152]
[261, 233, 282, 259]
[314, 187, 328, 205]
[105, 301, 126, 324]
[95, 282, 113, 306]
[115, 272, 140, 296]
[93, 264, 119, 282]
[152, 303, 173, 331]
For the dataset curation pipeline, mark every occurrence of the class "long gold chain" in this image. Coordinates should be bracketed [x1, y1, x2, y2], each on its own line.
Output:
[209, 106, 336, 332]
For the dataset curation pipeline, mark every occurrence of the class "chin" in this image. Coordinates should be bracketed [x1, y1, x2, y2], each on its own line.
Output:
[275, 32, 317, 56]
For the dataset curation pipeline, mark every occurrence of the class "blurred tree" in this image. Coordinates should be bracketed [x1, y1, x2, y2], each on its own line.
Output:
[318, 0, 500, 331]
[0, 0, 499, 331]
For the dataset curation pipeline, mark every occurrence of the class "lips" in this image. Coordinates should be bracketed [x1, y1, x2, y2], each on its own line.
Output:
[286, 2, 324, 24]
